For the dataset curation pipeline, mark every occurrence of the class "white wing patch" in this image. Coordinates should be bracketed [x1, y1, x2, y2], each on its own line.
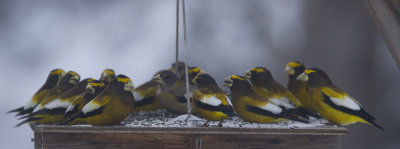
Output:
[82, 101, 102, 114]
[225, 95, 233, 107]
[330, 96, 361, 110]
[133, 92, 144, 102]
[44, 99, 71, 110]
[257, 103, 282, 114]
[200, 96, 222, 106]
[269, 97, 296, 109]
[33, 104, 44, 112]
[65, 105, 75, 113]
[23, 100, 38, 110]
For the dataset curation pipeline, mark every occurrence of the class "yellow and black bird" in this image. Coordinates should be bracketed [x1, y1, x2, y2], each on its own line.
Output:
[63, 80, 106, 125]
[155, 67, 203, 114]
[296, 68, 384, 130]
[16, 78, 93, 126]
[132, 71, 164, 112]
[8, 69, 65, 116]
[244, 67, 313, 118]
[66, 75, 135, 126]
[224, 75, 307, 123]
[244, 67, 317, 119]
[29, 71, 80, 114]
[192, 73, 234, 127]
[100, 69, 115, 85]
[285, 61, 318, 114]
[153, 70, 186, 114]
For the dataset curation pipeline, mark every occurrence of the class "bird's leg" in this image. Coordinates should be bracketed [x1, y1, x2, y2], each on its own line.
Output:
[217, 120, 223, 127]
[202, 120, 210, 127]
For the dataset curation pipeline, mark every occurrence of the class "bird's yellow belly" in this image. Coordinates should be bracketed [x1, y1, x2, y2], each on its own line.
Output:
[67, 117, 87, 125]
[157, 93, 188, 114]
[194, 107, 228, 121]
[34, 114, 66, 124]
[87, 101, 134, 126]
[294, 91, 317, 113]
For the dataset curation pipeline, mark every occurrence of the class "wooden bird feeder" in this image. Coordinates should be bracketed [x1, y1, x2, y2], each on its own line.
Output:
[29, 0, 400, 148]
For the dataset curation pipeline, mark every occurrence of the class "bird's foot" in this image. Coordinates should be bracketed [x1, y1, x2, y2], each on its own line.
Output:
[202, 121, 210, 127]
[217, 121, 223, 127]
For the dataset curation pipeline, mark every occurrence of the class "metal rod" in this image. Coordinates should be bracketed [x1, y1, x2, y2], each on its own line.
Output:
[175, 0, 180, 62]
[182, 0, 192, 118]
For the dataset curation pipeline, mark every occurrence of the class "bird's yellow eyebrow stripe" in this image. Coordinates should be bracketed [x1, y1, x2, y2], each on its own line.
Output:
[189, 67, 201, 73]
[231, 75, 245, 80]
[117, 77, 131, 83]
[69, 71, 79, 76]
[51, 69, 65, 75]
[250, 68, 264, 73]
[89, 82, 105, 87]
[304, 69, 316, 74]
[287, 62, 301, 68]
[87, 78, 96, 82]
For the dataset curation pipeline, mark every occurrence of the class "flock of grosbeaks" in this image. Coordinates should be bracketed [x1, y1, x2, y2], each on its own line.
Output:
[9, 61, 383, 130]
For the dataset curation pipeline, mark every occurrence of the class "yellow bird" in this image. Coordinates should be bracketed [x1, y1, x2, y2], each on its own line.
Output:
[16, 78, 94, 126]
[244, 67, 317, 119]
[132, 71, 164, 112]
[64, 80, 106, 125]
[15, 71, 81, 126]
[192, 72, 234, 127]
[155, 67, 203, 114]
[8, 69, 65, 116]
[67, 75, 135, 126]
[223, 75, 307, 123]
[29, 71, 80, 113]
[285, 61, 318, 114]
[297, 68, 384, 131]
[153, 70, 186, 114]
[100, 69, 115, 85]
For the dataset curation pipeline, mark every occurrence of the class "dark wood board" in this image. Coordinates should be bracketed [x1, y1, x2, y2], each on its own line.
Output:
[31, 125, 347, 149]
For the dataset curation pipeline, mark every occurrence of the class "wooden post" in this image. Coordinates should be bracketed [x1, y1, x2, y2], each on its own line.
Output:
[365, 0, 400, 70]
[31, 125, 347, 149]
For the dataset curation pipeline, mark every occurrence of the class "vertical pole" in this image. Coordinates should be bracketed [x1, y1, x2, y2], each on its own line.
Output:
[175, 0, 180, 62]
[365, 0, 400, 70]
[182, 0, 192, 118]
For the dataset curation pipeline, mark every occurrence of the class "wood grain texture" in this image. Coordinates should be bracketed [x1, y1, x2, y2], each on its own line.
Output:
[365, 0, 400, 70]
[32, 125, 346, 149]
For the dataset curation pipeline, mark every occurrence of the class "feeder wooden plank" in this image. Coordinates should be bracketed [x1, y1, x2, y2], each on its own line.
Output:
[365, 0, 400, 69]
[31, 125, 346, 149]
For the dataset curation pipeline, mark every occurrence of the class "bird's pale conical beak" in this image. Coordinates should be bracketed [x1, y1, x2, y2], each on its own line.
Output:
[124, 82, 135, 92]
[223, 77, 233, 87]
[85, 84, 95, 94]
[285, 66, 295, 75]
[296, 73, 309, 82]
[153, 74, 163, 84]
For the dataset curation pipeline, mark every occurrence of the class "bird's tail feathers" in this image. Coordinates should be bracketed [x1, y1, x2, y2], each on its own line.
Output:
[7, 107, 23, 114]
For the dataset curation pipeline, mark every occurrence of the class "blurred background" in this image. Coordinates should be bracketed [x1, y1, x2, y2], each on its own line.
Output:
[1, 0, 399, 148]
